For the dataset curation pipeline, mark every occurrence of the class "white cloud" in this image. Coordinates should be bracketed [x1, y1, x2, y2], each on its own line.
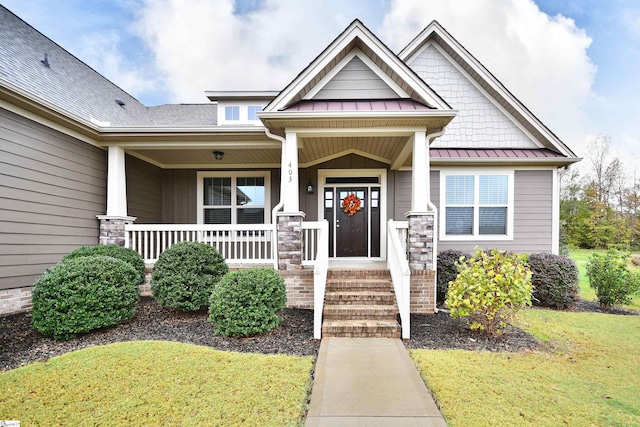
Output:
[380, 0, 596, 153]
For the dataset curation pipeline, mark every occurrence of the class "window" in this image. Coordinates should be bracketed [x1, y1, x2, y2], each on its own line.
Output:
[441, 171, 513, 239]
[198, 172, 270, 224]
[248, 106, 262, 120]
[225, 106, 239, 121]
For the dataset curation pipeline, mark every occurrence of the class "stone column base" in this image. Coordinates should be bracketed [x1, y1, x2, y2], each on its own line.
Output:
[97, 215, 136, 246]
[405, 212, 435, 271]
[277, 212, 305, 271]
[410, 270, 435, 314]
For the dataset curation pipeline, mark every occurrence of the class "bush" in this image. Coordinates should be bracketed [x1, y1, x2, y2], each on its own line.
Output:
[209, 268, 286, 337]
[445, 248, 532, 336]
[436, 250, 469, 304]
[528, 253, 580, 309]
[586, 250, 640, 307]
[151, 241, 228, 311]
[63, 244, 145, 285]
[31, 256, 139, 340]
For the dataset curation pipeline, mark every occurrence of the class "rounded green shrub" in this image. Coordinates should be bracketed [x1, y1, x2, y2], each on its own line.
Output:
[436, 250, 469, 304]
[528, 253, 580, 309]
[63, 244, 145, 285]
[151, 241, 228, 311]
[445, 248, 532, 336]
[31, 256, 139, 340]
[586, 250, 640, 307]
[209, 268, 286, 337]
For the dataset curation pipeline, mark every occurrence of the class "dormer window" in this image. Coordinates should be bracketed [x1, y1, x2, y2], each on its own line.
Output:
[248, 106, 262, 120]
[225, 106, 239, 121]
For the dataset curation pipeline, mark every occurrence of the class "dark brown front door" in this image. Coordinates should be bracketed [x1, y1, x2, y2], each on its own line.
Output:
[324, 186, 381, 258]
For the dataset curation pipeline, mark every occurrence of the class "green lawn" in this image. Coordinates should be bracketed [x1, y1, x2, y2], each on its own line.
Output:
[569, 248, 640, 311]
[0, 341, 313, 426]
[411, 309, 640, 426]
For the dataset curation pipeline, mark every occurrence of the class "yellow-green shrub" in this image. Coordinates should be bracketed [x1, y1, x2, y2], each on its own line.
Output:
[445, 248, 532, 336]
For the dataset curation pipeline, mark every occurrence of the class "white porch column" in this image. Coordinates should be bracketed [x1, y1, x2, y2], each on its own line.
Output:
[411, 130, 429, 212]
[98, 146, 135, 246]
[106, 145, 128, 217]
[282, 131, 300, 213]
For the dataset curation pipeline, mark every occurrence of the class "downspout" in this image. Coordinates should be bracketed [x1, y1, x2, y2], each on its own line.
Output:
[264, 128, 286, 269]
[425, 128, 446, 313]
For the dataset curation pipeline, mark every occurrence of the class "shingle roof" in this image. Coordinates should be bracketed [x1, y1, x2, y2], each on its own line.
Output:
[0, 5, 217, 128]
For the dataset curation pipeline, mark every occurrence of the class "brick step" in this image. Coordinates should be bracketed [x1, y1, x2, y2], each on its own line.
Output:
[325, 278, 393, 292]
[324, 290, 396, 305]
[323, 304, 398, 320]
[322, 320, 401, 338]
[327, 269, 391, 280]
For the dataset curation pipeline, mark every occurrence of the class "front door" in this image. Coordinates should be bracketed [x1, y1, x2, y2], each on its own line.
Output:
[324, 185, 381, 258]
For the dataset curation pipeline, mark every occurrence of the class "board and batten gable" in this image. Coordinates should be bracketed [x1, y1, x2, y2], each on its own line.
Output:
[408, 43, 540, 150]
[0, 107, 107, 312]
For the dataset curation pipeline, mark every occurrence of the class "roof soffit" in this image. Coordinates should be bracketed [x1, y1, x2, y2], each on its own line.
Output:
[263, 20, 452, 113]
[398, 21, 578, 159]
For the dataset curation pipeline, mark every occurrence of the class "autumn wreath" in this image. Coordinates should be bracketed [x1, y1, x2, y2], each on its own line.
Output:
[341, 193, 362, 216]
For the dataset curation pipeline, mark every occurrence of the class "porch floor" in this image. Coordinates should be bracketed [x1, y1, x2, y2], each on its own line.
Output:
[327, 259, 388, 270]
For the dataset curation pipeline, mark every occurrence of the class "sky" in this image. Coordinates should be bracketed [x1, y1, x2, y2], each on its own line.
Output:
[2, 0, 639, 177]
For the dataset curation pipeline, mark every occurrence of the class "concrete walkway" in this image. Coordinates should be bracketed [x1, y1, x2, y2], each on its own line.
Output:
[305, 338, 447, 426]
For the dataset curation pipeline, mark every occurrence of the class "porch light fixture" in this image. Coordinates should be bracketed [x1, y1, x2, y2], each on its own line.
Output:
[213, 151, 225, 160]
[307, 182, 314, 194]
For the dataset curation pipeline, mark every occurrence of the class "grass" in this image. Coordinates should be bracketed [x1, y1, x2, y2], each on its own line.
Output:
[0, 341, 313, 426]
[410, 309, 640, 426]
[569, 248, 640, 311]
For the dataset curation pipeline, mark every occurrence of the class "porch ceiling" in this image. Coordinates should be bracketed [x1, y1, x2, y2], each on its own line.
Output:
[127, 134, 412, 169]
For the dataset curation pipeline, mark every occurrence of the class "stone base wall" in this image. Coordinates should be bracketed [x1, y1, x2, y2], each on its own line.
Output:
[407, 214, 435, 271]
[0, 287, 33, 316]
[277, 214, 303, 270]
[410, 270, 435, 314]
[98, 216, 135, 246]
[279, 269, 314, 309]
[139, 272, 152, 297]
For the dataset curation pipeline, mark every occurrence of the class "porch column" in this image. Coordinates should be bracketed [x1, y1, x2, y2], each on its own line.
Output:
[406, 129, 435, 314]
[277, 131, 304, 270]
[97, 146, 136, 246]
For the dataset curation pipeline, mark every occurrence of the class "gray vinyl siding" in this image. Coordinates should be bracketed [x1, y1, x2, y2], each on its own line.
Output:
[313, 56, 398, 100]
[433, 169, 553, 254]
[391, 170, 439, 221]
[0, 108, 106, 290]
[126, 155, 163, 224]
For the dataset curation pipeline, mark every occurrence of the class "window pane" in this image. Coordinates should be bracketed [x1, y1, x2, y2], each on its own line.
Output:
[446, 176, 474, 205]
[204, 177, 231, 206]
[237, 208, 264, 224]
[479, 207, 507, 234]
[237, 177, 265, 206]
[479, 175, 508, 204]
[446, 207, 473, 235]
[248, 106, 262, 120]
[225, 106, 239, 120]
[204, 208, 231, 224]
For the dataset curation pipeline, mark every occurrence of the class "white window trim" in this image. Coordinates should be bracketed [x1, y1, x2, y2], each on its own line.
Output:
[197, 171, 271, 224]
[439, 168, 514, 241]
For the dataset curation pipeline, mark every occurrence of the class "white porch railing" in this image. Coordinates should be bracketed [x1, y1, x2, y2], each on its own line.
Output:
[302, 222, 321, 266]
[313, 220, 329, 340]
[387, 219, 411, 339]
[394, 221, 408, 256]
[125, 224, 275, 264]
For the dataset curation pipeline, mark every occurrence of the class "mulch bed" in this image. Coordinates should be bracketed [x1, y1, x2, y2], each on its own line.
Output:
[1, 297, 636, 371]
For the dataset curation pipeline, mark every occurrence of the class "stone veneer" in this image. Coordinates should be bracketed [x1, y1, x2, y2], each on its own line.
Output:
[277, 213, 304, 270]
[97, 215, 136, 246]
[407, 213, 436, 314]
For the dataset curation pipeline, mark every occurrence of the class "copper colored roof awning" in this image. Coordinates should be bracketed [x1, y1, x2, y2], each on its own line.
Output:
[430, 148, 566, 159]
[282, 99, 436, 112]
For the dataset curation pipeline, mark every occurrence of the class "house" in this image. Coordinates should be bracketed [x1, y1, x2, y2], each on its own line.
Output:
[0, 6, 579, 338]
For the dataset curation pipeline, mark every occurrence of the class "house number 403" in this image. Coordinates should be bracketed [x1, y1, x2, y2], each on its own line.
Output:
[288, 162, 293, 182]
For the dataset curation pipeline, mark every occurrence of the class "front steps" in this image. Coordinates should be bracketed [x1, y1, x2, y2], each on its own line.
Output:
[321, 269, 401, 338]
